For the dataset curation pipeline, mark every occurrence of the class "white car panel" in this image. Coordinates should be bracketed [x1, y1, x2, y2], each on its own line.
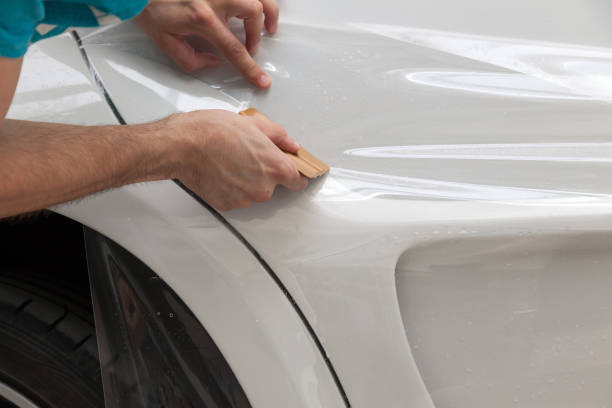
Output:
[282, 0, 612, 48]
[397, 232, 612, 407]
[8, 34, 346, 408]
[74, 3, 612, 404]
[6, 33, 116, 124]
[9, 1, 612, 406]
[56, 181, 346, 408]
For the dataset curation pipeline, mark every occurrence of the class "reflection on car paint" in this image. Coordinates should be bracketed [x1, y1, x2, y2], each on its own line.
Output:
[344, 142, 612, 163]
[402, 71, 594, 100]
[6, 34, 115, 122]
[68, 12, 612, 408]
[314, 167, 612, 205]
[351, 23, 612, 100]
[106, 60, 242, 113]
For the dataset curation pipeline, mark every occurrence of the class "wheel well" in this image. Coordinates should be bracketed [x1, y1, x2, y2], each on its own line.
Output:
[0, 211, 92, 313]
[0, 211, 103, 407]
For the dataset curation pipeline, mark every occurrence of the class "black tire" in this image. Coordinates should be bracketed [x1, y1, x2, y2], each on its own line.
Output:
[0, 277, 104, 408]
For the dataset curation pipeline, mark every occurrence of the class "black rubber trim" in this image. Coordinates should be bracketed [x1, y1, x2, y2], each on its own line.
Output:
[72, 31, 127, 125]
[71, 30, 351, 407]
[174, 181, 352, 407]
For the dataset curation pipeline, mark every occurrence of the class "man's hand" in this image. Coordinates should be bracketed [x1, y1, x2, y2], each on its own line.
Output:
[134, 0, 279, 88]
[0, 110, 307, 217]
[166, 110, 307, 211]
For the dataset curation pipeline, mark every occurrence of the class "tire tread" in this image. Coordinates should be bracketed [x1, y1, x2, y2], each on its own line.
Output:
[0, 278, 103, 407]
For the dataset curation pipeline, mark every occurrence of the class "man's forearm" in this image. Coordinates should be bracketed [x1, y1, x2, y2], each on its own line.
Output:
[0, 58, 22, 125]
[0, 119, 178, 218]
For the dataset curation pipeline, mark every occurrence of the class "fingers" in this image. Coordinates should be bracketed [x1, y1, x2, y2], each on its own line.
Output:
[238, 2, 264, 53]
[278, 157, 309, 192]
[223, 195, 253, 210]
[258, 0, 279, 33]
[207, 155, 306, 212]
[228, 0, 274, 48]
[138, 0, 280, 86]
[243, 16, 263, 54]
[249, 116, 299, 153]
[205, 18, 270, 88]
[192, 0, 270, 87]
[204, 189, 253, 212]
[158, 33, 221, 72]
[243, 115, 307, 194]
[270, 129, 300, 154]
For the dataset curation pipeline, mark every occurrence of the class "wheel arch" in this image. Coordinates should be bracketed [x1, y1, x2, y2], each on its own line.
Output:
[53, 180, 347, 408]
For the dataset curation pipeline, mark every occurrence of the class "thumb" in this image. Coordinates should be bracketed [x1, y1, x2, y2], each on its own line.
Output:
[247, 113, 300, 153]
[270, 129, 300, 153]
[158, 34, 222, 72]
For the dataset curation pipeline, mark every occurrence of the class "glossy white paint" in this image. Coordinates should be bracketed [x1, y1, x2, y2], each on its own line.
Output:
[74, 3, 612, 405]
[56, 181, 346, 408]
[397, 233, 612, 407]
[281, 0, 612, 48]
[8, 34, 345, 408]
[10, 1, 612, 406]
[6, 33, 116, 124]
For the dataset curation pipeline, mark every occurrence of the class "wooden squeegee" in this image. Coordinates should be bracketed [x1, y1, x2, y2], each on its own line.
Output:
[239, 108, 329, 178]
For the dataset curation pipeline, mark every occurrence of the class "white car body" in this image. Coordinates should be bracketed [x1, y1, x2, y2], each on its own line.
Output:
[8, 1, 612, 406]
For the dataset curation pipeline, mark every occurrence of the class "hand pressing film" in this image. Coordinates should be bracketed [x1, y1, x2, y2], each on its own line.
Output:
[239, 108, 329, 178]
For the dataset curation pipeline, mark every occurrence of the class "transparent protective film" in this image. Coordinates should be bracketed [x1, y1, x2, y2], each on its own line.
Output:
[84, 227, 251, 408]
[73, 5, 612, 406]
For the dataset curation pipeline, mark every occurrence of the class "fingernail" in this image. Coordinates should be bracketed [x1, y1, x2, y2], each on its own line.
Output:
[257, 74, 271, 88]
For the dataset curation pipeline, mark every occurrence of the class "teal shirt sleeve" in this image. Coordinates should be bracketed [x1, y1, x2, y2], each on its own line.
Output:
[87, 0, 149, 20]
[0, 0, 45, 58]
[42, 0, 148, 28]
[0, 0, 148, 59]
